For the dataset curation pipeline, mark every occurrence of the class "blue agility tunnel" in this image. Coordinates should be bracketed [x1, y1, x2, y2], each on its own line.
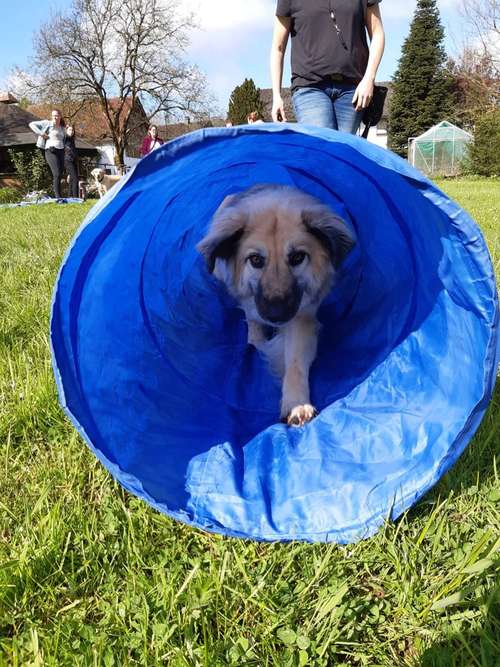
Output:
[51, 125, 499, 543]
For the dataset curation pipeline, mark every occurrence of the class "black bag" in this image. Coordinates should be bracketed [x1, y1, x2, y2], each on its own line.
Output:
[361, 85, 388, 139]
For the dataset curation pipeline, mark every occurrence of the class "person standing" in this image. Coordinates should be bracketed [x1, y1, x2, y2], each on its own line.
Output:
[140, 125, 164, 157]
[29, 109, 66, 199]
[64, 125, 79, 198]
[270, 1, 385, 134]
[247, 111, 264, 124]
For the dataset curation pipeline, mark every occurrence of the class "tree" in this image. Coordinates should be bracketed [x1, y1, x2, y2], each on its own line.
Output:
[460, 0, 499, 74]
[227, 78, 264, 125]
[22, 0, 213, 168]
[468, 109, 500, 174]
[447, 50, 498, 126]
[448, 0, 500, 124]
[388, 0, 455, 157]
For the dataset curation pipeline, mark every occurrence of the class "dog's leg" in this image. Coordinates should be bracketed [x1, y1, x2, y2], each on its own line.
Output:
[280, 316, 319, 427]
[247, 320, 266, 348]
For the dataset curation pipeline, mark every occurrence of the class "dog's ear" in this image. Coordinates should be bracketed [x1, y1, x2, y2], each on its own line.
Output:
[302, 206, 355, 269]
[196, 197, 247, 273]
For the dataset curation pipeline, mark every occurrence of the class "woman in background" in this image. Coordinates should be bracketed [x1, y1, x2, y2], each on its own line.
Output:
[270, 1, 385, 134]
[64, 124, 79, 198]
[247, 111, 264, 124]
[140, 125, 164, 157]
[29, 109, 66, 199]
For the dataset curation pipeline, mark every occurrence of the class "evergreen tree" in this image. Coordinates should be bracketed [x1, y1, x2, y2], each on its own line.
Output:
[227, 78, 264, 125]
[388, 0, 455, 157]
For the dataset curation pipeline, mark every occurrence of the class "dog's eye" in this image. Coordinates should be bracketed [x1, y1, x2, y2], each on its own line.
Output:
[248, 254, 265, 269]
[289, 251, 307, 267]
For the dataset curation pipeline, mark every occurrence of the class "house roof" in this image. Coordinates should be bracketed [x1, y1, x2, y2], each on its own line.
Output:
[0, 92, 18, 104]
[0, 98, 98, 151]
[0, 101, 42, 147]
[259, 88, 295, 122]
[413, 120, 473, 142]
[375, 81, 393, 130]
[155, 118, 226, 141]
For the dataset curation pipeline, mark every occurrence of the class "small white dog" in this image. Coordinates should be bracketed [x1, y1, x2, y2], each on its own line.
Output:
[90, 168, 122, 198]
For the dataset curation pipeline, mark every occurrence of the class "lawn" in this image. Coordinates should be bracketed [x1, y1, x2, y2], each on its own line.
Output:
[0, 179, 499, 666]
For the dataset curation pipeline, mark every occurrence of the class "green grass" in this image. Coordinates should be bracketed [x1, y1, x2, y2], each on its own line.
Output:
[0, 181, 499, 666]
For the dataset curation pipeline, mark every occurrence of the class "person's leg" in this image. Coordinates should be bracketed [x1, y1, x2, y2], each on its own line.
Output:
[45, 149, 61, 198]
[292, 85, 336, 129]
[56, 150, 65, 198]
[332, 84, 364, 135]
[72, 163, 79, 198]
[66, 161, 79, 197]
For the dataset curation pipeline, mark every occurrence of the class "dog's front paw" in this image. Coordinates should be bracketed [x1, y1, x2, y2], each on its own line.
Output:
[285, 404, 318, 427]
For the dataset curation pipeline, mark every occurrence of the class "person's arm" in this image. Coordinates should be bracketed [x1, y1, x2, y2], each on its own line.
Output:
[270, 15, 291, 122]
[29, 120, 49, 139]
[140, 136, 149, 157]
[352, 3, 385, 112]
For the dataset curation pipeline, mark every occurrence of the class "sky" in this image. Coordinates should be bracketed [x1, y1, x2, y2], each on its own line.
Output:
[0, 0, 468, 116]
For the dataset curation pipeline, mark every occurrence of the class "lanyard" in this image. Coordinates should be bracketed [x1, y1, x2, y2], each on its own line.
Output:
[328, 0, 348, 50]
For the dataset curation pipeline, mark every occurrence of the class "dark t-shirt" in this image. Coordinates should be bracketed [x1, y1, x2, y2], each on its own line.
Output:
[276, 0, 381, 91]
[64, 135, 77, 164]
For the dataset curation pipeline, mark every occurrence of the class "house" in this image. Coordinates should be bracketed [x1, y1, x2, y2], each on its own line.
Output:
[28, 97, 149, 173]
[259, 82, 392, 148]
[155, 117, 226, 142]
[0, 92, 98, 187]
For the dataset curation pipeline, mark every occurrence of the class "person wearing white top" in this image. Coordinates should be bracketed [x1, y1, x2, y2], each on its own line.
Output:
[29, 109, 66, 199]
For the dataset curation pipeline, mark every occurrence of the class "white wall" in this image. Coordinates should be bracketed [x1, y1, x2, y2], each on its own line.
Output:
[95, 144, 114, 171]
[95, 143, 140, 173]
[365, 126, 388, 149]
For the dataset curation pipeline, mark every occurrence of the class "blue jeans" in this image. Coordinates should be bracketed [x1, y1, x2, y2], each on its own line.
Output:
[292, 82, 363, 134]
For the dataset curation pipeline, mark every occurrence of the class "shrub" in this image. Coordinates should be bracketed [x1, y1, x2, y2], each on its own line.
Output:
[468, 110, 500, 176]
[0, 187, 22, 205]
[7, 149, 52, 194]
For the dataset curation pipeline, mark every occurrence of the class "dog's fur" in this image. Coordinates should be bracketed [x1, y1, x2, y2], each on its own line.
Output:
[90, 168, 122, 198]
[197, 184, 356, 427]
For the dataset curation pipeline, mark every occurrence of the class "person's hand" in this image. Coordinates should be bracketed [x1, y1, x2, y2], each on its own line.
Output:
[352, 77, 374, 111]
[43, 132, 49, 140]
[272, 96, 287, 122]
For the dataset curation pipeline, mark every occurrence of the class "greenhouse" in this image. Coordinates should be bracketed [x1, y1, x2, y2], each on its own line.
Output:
[408, 120, 473, 176]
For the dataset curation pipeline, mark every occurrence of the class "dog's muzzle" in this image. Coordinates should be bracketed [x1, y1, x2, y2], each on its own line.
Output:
[255, 283, 303, 325]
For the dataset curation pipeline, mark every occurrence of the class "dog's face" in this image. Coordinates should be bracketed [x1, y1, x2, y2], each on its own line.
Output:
[91, 168, 104, 182]
[197, 185, 355, 325]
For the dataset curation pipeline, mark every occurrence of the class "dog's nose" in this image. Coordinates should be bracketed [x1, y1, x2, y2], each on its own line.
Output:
[256, 285, 302, 324]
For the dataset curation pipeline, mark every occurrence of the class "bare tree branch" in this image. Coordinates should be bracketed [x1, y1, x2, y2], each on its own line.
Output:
[459, 0, 500, 72]
[450, 0, 500, 123]
[18, 0, 215, 166]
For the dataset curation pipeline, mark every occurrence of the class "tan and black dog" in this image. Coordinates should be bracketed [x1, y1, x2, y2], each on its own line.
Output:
[197, 184, 355, 426]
